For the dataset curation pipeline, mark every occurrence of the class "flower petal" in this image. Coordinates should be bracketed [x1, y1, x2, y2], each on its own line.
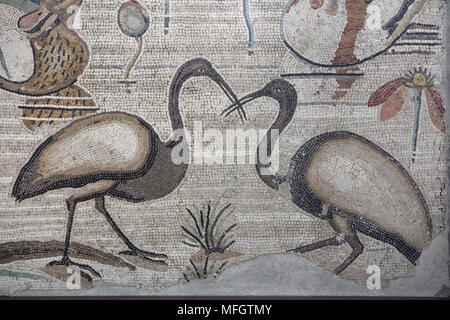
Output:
[425, 86, 446, 132]
[368, 78, 407, 107]
[380, 85, 409, 121]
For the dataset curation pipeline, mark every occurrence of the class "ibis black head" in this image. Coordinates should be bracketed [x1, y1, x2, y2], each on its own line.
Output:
[221, 79, 297, 120]
[172, 58, 246, 122]
[259, 79, 297, 104]
[178, 58, 215, 78]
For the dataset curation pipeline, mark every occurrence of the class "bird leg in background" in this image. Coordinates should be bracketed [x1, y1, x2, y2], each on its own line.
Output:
[331, 0, 367, 99]
[384, 0, 429, 46]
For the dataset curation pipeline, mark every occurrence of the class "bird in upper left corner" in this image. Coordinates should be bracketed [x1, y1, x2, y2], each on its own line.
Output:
[0, 0, 98, 131]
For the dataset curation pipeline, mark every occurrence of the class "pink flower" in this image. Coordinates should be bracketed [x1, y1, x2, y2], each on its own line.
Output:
[368, 67, 445, 132]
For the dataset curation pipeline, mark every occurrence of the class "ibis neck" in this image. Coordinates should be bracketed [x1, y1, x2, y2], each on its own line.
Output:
[256, 99, 295, 190]
[167, 73, 191, 160]
[168, 73, 187, 133]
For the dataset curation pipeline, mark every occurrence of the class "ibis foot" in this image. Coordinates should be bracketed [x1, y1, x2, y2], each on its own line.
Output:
[47, 256, 102, 281]
[287, 234, 345, 254]
[119, 248, 168, 266]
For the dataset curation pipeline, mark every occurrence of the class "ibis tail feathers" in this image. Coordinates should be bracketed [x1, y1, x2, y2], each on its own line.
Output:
[351, 216, 421, 264]
[12, 161, 45, 202]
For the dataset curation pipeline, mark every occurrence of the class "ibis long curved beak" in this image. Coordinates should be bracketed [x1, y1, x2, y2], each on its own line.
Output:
[208, 69, 247, 123]
[220, 89, 265, 120]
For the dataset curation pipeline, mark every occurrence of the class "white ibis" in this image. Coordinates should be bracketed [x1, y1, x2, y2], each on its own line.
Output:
[12, 58, 243, 280]
[223, 79, 432, 274]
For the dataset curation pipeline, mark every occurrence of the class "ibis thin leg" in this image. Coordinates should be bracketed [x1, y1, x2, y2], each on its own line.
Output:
[95, 196, 167, 260]
[47, 197, 101, 280]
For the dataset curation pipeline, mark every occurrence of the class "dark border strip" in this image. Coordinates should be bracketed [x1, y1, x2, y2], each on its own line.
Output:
[408, 22, 440, 30]
[392, 42, 442, 46]
[386, 50, 434, 55]
[18, 105, 99, 111]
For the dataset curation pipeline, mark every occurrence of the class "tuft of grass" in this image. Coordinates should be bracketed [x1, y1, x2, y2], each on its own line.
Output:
[183, 258, 229, 282]
[181, 201, 238, 282]
[181, 201, 237, 256]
